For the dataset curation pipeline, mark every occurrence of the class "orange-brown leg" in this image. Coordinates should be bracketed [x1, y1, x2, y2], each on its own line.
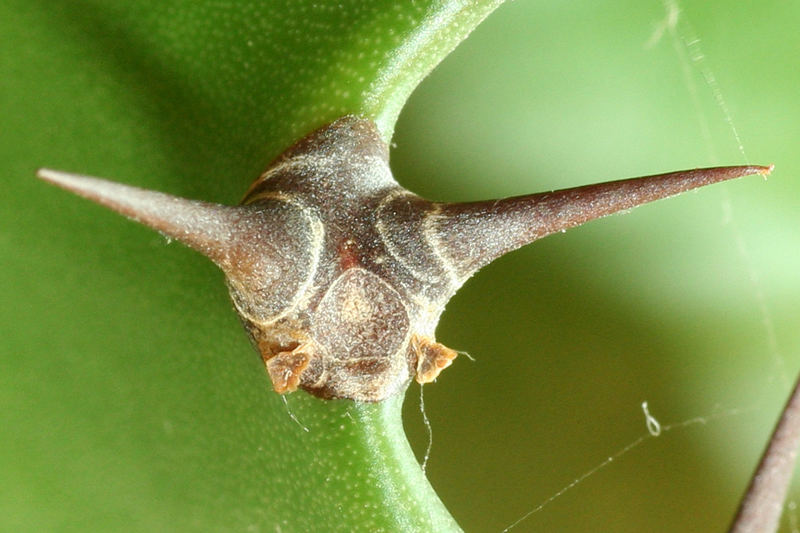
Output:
[264, 345, 312, 393]
[412, 335, 458, 384]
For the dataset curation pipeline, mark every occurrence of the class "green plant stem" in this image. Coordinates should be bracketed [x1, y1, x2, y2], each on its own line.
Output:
[1, 1, 505, 530]
[272, 393, 461, 531]
[729, 372, 800, 533]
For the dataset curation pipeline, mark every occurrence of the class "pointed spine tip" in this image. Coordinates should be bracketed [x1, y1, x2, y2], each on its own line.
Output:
[732, 164, 773, 178]
[37, 168, 125, 204]
[691, 164, 773, 185]
[37, 167, 78, 187]
[36, 167, 246, 268]
[36, 168, 54, 180]
[724, 164, 773, 181]
[427, 163, 774, 279]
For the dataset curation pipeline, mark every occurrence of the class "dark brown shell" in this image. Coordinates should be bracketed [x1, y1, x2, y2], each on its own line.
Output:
[37, 115, 770, 401]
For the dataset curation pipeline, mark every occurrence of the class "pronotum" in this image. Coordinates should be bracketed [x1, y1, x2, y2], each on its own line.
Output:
[38, 116, 771, 402]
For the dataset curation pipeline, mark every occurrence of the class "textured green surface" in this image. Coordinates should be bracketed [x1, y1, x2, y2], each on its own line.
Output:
[0, 0, 501, 531]
[393, 2, 800, 531]
[3, 1, 800, 532]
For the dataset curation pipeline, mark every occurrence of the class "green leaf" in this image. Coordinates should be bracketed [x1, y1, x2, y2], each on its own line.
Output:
[3, 1, 799, 532]
[0, 0, 500, 531]
[392, 2, 800, 530]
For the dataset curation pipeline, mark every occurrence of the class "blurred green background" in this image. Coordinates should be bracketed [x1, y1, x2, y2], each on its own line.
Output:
[2, 1, 798, 532]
